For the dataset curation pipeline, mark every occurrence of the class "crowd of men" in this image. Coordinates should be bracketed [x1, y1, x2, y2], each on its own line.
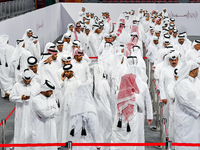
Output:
[0, 6, 200, 150]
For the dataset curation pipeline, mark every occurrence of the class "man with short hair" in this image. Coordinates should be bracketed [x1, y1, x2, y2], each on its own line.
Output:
[10, 69, 40, 149]
[31, 80, 59, 150]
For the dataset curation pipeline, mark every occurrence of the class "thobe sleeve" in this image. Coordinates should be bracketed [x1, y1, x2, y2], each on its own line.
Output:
[32, 98, 58, 119]
[175, 81, 200, 118]
[87, 112, 101, 148]
[89, 35, 98, 56]
[9, 83, 23, 103]
[159, 69, 167, 100]
[144, 84, 153, 119]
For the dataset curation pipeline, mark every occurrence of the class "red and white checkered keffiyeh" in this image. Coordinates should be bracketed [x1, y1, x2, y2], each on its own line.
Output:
[117, 74, 140, 122]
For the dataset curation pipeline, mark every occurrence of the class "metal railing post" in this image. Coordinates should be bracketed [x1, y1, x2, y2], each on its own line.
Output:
[1, 119, 6, 150]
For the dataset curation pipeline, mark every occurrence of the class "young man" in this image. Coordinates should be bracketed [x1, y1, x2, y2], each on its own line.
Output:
[10, 69, 40, 150]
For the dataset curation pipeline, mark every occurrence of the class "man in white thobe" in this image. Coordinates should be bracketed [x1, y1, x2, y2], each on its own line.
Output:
[174, 61, 200, 150]
[111, 73, 143, 150]
[69, 83, 101, 150]
[10, 69, 40, 150]
[159, 51, 181, 141]
[71, 48, 90, 83]
[185, 40, 200, 62]
[0, 34, 15, 98]
[57, 64, 81, 143]
[31, 80, 59, 150]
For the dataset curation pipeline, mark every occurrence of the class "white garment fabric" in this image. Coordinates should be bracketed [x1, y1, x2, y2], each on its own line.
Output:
[9, 80, 40, 150]
[31, 93, 59, 150]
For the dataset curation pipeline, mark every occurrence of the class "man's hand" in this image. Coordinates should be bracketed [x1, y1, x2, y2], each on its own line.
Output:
[162, 99, 167, 104]
[147, 119, 153, 125]
[21, 95, 30, 100]
[61, 72, 66, 81]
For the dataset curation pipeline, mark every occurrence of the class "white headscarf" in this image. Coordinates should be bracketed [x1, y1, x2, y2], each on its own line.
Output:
[176, 60, 199, 85]
[0, 34, 9, 66]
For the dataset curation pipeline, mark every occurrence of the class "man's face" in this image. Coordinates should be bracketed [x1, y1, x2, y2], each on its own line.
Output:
[164, 43, 170, 48]
[45, 90, 53, 97]
[64, 70, 73, 79]
[85, 21, 90, 25]
[153, 40, 159, 45]
[163, 9, 166, 13]
[22, 43, 25, 48]
[62, 60, 71, 65]
[105, 14, 109, 18]
[169, 58, 178, 67]
[97, 29, 102, 34]
[73, 45, 78, 49]
[173, 33, 177, 38]
[22, 78, 32, 85]
[178, 38, 184, 45]
[155, 32, 160, 37]
[29, 64, 38, 74]
[27, 32, 33, 38]
[65, 38, 70, 43]
[112, 36, 116, 42]
[132, 11, 135, 15]
[57, 45, 63, 52]
[81, 28, 84, 32]
[193, 68, 199, 78]
[86, 14, 89, 18]
[194, 44, 200, 51]
[76, 27, 81, 33]
[146, 17, 150, 21]
[82, 8, 85, 12]
[91, 14, 94, 18]
[85, 30, 90, 35]
[69, 26, 74, 32]
[157, 20, 161, 25]
[105, 37, 111, 43]
[150, 30, 154, 35]
[152, 18, 155, 23]
[75, 55, 83, 62]
[169, 30, 173, 35]
[52, 54, 57, 60]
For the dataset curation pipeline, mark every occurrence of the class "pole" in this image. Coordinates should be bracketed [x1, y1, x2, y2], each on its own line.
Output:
[1, 119, 6, 150]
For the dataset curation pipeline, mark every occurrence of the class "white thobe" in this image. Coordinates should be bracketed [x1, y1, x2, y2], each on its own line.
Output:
[57, 76, 81, 143]
[87, 32, 99, 57]
[111, 94, 144, 150]
[137, 78, 153, 150]
[93, 78, 113, 150]
[9, 81, 40, 149]
[71, 31, 85, 48]
[28, 42, 41, 62]
[0, 44, 15, 97]
[104, 18, 113, 34]
[167, 81, 176, 143]
[71, 59, 90, 83]
[69, 112, 101, 150]
[174, 76, 200, 150]
[174, 43, 191, 62]
[31, 94, 59, 150]
[63, 42, 73, 54]
[159, 65, 180, 133]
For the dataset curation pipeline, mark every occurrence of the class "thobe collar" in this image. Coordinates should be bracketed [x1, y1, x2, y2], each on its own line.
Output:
[188, 76, 196, 83]
[40, 93, 51, 100]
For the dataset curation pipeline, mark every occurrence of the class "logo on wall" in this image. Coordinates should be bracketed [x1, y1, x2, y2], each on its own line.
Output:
[36, 20, 44, 31]
[168, 11, 198, 20]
